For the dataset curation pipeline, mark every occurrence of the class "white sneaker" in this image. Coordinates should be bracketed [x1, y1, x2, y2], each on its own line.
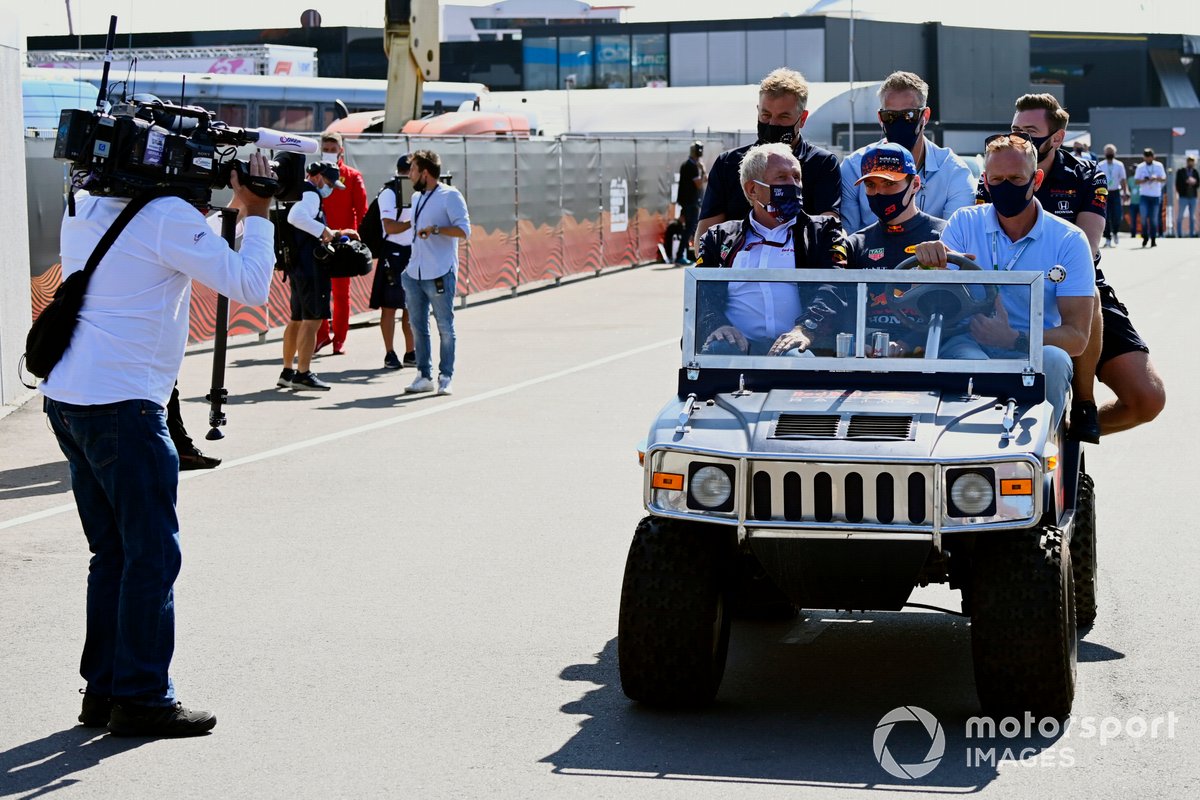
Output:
[405, 376, 434, 394]
[436, 375, 453, 396]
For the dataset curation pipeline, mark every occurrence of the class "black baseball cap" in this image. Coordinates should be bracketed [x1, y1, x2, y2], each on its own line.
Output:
[307, 160, 346, 189]
[396, 153, 412, 174]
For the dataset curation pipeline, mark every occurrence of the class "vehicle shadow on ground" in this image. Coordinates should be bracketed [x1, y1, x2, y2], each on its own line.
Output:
[0, 462, 71, 501]
[0, 727, 145, 798]
[545, 612, 1071, 792]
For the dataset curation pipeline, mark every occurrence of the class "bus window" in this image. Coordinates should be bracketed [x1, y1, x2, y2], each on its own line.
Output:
[258, 104, 316, 132]
[214, 103, 249, 128]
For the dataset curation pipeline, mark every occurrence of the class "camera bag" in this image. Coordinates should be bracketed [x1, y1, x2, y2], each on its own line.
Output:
[314, 238, 374, 278]
[23, 190, 173, 381]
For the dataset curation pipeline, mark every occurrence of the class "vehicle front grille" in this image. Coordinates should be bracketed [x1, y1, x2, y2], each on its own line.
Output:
[773, 414, 841, 438]
[772, 413, 916, 441]
[749, 461, 932, 526]
[846, 415, 915, 440]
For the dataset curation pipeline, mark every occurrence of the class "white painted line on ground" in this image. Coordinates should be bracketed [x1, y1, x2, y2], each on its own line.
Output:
[0, 338, 675, 531]
[781, 611, 850, 644]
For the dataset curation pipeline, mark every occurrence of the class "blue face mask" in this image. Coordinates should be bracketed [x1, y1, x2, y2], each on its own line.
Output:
[985, 177, 1035, 218]
[317, 184, 334, 199]
[754, 181, 803, 221]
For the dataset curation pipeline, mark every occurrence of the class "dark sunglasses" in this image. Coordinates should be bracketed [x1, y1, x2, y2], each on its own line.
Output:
[878, 108, 925, 125]
[985, 132, 1034, 148]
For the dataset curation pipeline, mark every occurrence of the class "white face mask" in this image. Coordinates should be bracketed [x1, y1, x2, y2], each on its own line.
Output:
[317, 184, 333, 199]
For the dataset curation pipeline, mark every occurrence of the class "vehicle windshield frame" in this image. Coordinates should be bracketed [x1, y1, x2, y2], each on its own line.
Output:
[682, 268, 1046, 375]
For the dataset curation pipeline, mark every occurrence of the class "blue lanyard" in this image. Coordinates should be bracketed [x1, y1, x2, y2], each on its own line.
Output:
[990, 231, 1033, 272]
[412, 185, 438, 230]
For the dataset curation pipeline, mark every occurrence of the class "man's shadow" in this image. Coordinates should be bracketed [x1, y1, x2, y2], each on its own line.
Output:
[0, 728, 146, 798]
[0, 462, 71, 501]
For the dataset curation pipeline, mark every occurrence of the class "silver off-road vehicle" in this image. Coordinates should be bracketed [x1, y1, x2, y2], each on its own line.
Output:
[619, 263, 1096, 718]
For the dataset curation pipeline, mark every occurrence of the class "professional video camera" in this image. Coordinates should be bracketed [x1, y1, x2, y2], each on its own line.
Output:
[55, 97, 319, 206]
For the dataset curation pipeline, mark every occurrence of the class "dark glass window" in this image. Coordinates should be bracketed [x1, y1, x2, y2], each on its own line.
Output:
[558, 36, 593, 89]
[632, 33, 668, 87]
[523, 37, 558, 90]
[596, 35, 631, 88]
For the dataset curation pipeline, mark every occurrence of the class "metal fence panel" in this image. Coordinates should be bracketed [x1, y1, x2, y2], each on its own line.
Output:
[560, 139, 603, 275]
[515, 139, 565, 284]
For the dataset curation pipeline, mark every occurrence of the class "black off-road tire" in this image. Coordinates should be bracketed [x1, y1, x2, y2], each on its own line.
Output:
[618, 516, 733, 707]
[971, 527, 1077, 718]
[1070, 473, 1098, 627]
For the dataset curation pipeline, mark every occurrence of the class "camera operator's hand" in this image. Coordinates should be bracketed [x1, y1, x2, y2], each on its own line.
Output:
[231, 153, 274, 220]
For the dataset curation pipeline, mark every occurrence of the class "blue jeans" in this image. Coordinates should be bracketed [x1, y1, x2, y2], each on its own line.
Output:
[402, 269, 457, 380]
[1139, 196, 1161, 241]
[941, 337, 1073, 430]
[1177, 196, 1197, 237]
[1104, 194, 1123, 240]
[45, 398, 181, 706]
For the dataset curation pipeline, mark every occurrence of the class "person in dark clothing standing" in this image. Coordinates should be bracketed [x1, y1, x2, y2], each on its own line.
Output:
[696, 68, 841, 246]
[1175, 154, 1198, 238]
[675, 141, 706, 265]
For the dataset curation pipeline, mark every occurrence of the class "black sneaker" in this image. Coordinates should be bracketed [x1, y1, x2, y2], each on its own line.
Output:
[402, 351, 417, 367]
[178, 444, 221, 471]
[78, 690, 112, 727]
[292, 371, 331, 391]
[384, 351, 402, 370]
[1068, 400, 1101, 443]
[108, 701, 216, 738]
[277, 368, 296, 389]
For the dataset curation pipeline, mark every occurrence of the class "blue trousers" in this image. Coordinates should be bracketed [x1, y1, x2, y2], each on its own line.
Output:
[1139, 196, 1162, 241]
[46, 398, 181, 706]
[402, 269, 457, 380]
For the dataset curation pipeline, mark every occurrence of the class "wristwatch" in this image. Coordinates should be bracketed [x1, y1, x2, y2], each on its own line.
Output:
[432, 225, 441, 236]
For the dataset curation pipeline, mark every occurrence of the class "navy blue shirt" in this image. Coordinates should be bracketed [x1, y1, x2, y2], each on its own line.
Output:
[700, 137, 842, 221]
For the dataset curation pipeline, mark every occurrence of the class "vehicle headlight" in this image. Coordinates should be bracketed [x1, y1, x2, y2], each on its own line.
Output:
[948, 469, 995, 517]
[688, 463, 734, 511]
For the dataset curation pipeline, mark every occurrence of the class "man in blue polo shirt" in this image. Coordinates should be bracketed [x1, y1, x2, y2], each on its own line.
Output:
[914, 133, 1095, 431]
[402, 149, 472, 396]
[840, 71, 976, 236]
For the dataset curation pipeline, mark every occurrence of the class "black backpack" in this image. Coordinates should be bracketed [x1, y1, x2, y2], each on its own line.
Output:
[271, 185, 320, 271]
[358, 179, 401, 258]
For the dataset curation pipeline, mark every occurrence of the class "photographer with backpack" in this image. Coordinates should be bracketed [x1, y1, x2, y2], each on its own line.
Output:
[361, 154, 417, 370]
[277, 161, 356, 391]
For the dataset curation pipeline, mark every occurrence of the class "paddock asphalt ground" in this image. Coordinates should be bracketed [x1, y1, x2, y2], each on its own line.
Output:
[1, 240, 1197, 799]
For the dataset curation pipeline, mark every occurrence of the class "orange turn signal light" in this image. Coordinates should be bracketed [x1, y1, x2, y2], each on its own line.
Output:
[651, 472, 685, 491]
[1000, 478, 1033, 496]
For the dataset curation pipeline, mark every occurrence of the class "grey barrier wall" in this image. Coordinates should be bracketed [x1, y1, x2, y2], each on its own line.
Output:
[22, 134, 722, 343]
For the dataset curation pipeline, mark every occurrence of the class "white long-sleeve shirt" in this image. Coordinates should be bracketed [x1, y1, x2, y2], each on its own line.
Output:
[41, 192, 276, 407]
[286, 186, 327, 239]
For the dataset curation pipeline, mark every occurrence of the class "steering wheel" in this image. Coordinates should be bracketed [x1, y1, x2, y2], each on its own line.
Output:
[879, 253, 999, 331]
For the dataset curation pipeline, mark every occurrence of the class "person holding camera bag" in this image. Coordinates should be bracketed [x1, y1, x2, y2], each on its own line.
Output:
[277, 161, 356, 391]
[40, 153, 277, 737]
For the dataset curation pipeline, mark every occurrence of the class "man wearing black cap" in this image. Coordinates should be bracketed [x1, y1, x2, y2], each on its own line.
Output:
[675, 141, 706, 265]
[277, 161, 355, 391]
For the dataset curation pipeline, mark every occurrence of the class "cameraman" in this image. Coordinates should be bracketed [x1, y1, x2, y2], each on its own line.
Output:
[278, 161, 353, 391]
[40, 153, 277, 737]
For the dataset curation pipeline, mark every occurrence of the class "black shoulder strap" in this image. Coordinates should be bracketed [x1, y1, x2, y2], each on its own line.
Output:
[79, 190, 178, 281]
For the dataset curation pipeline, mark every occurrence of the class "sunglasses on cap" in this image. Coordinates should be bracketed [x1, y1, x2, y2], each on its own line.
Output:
[984, 131, 1034, 148]
[878, 107, 925, 125]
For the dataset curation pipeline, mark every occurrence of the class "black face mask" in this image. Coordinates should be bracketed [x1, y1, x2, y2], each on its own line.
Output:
[882, 118, 924, 153]
[1105, 154, 1115, 161]
[754, 181, 803, 221]
[1029, 134, 1054, 159]
[986, 178, 1035, 218]
[867, 180, 914, 224]
[757, 121, 797, 146]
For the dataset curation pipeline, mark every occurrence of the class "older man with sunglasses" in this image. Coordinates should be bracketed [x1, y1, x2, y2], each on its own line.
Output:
[914, 133, 1095, 432]
[839, 71, 977, 236]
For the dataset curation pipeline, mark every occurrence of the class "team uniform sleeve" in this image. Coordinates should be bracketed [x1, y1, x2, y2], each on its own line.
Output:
[350, 170, 368, 226]
[378, 186, 399, 221]
[1056, 229, 1097, 297]
[1082, 163, 1107, 217]
[155, 198, 275, 306]
[973, 175, 988, 205]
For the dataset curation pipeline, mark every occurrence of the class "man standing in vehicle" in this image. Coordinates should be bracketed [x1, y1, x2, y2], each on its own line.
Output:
[840, 71, 976, 236]
[696, 68, 841, 245]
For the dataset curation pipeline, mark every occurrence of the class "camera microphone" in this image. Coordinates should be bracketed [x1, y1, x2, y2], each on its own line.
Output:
[251, 128, 320, 154]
